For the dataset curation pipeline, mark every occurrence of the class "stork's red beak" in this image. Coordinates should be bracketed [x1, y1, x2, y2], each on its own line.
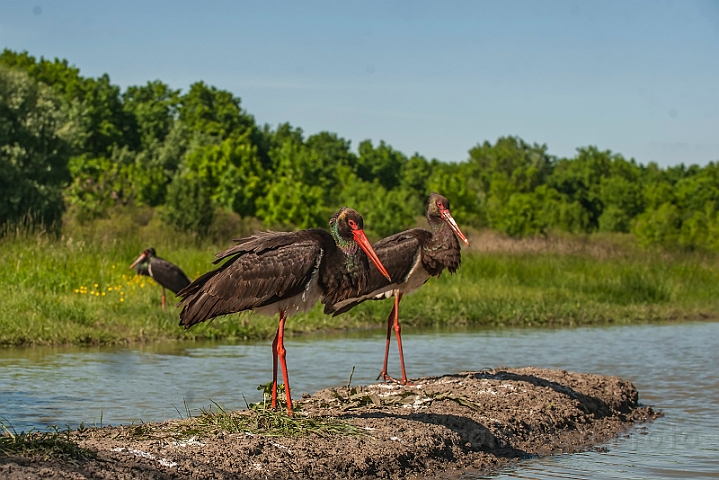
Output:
[129, 252, 147, 270]
[352, 229, 392, 281]
[440, 207, 469, 245]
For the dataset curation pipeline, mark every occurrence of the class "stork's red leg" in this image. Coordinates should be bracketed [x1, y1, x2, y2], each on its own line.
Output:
[391, 293, 411, 385]
[161, 287, 166, 310]
[271, 326, 280, 409]
[276, 310, 293, 415]
[377, 298, 399, 383]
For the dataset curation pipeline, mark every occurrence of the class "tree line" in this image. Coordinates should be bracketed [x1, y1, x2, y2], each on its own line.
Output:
[2, 49, 718, 250]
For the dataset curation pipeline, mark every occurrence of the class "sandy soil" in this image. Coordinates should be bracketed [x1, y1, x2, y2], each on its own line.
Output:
[0, 367, 658, 479]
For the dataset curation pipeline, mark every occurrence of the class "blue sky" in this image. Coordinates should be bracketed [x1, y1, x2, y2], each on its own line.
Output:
[2, 1, 718, 166]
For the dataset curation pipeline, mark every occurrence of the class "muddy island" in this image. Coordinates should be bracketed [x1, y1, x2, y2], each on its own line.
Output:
[1, 367, 658, 479]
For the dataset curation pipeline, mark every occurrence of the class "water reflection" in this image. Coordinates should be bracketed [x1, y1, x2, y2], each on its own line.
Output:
[1, 322, 718, 479]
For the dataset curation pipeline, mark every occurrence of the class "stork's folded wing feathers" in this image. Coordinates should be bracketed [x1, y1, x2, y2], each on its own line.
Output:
[214, 230, 326, 263]
[179, 231, 328, 329]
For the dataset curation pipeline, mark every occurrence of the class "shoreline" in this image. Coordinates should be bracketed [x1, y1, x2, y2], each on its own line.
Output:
[3, 313, 718, 349]
[0, 367, 658, 479]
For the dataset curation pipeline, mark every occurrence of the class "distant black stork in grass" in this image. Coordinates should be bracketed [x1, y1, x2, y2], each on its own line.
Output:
[326, 193, 469, 385]
[129, 247, 191, 310]
[176, 207, 391, 415]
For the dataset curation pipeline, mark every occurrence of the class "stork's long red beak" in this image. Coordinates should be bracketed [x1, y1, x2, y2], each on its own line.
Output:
[440, 208, 469, 245]
[129, 252, 147, 270]
[352, 229, 392, 281]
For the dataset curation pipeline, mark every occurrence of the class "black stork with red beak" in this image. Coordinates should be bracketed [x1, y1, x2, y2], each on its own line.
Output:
[129, 247, 192, 310]
[177, 207, 391, 415]
[327, 193, 469, 385]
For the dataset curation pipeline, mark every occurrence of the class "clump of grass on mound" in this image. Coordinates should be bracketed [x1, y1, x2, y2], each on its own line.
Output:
[0, 422, 95, 460]
[187, 402, 361, 438]
[182, 382, 361, 438]
[110, 383, 362, 441]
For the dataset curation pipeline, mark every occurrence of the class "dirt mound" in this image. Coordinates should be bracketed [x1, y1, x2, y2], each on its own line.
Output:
[0, 367, 658, 479]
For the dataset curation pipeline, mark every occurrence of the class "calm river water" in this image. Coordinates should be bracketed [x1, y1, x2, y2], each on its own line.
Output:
[1, 321, 717, 479]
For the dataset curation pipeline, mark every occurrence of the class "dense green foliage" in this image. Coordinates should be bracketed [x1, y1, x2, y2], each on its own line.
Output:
[2, 49, 719, 250]
[0, 68, 73, 231]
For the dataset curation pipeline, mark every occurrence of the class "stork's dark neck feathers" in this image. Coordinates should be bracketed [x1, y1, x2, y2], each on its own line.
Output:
[320, 238, 370, 306]
[330, 220, 360, 254]
[421, 215, 462, 275]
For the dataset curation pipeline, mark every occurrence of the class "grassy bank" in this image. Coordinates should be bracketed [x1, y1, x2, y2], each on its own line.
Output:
[2, 213, 718, 347]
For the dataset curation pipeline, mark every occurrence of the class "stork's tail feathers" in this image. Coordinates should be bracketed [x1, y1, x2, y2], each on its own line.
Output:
[177, 268, 221, 330]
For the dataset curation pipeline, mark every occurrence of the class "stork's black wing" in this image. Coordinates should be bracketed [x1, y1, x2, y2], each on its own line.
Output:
[178, 229, 330, 329]
[149, 258, 192, 294]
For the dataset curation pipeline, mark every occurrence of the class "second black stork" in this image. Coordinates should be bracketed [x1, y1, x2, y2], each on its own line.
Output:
[177, 207, 391, 415]
[326, 192, 469, 385]
[129, 247, 192, 310]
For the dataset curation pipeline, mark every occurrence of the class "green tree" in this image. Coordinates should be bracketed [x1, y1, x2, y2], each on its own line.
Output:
[633, 203, 682, 249]
[0, 49, 136, 156]
[162, 174, 215, 236]
[0, 67, 73, 231]
[122, 80, 180, 149]
[468, 136, 553, 196]
[64, 147, 146, 220]
[130, 120, 191, 207]
[427, 161, 482, 226]
[183, 132, 266, 217]
[256, 175, 326, 229]
[399, 153, 432, 200]
[179, 82, 254, 139]
[356, 140, 405, 190]
[339, 174, 420, 238]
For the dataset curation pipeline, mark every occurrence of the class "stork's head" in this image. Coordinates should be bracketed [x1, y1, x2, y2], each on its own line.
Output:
[426, 193, 469, 245]
[330, 207, 391, 281]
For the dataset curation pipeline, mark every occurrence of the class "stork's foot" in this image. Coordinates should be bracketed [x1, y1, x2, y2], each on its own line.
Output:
[376, 370, 396, 383]
[377, 371, 413, 385]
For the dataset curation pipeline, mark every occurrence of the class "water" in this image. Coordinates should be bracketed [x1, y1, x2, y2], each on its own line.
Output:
[1, 321, 718, 479]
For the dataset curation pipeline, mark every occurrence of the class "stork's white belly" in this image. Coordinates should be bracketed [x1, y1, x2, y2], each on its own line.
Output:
[253, 268, 323, 318]
[400, 262, 431, 295]
[330, 251, 432, 313]
[362, 251, 430, 303]
[374, 262, 431, 300]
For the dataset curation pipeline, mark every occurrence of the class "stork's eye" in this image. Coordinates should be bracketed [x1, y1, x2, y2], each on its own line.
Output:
[436, 201, 443, 208]
[348, 219, 358, 229]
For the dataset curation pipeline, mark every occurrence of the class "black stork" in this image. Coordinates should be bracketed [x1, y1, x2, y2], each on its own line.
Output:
[129, 247, 192, 310]
[176, 207, 391, 415]
[326, 193, 469, 384]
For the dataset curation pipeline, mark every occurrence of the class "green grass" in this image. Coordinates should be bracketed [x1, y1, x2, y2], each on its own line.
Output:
[104, 383, 362, 441]
[185, 402, 361, 438]
[2, 211, 719, 347]
[0, 421, 95, 460]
